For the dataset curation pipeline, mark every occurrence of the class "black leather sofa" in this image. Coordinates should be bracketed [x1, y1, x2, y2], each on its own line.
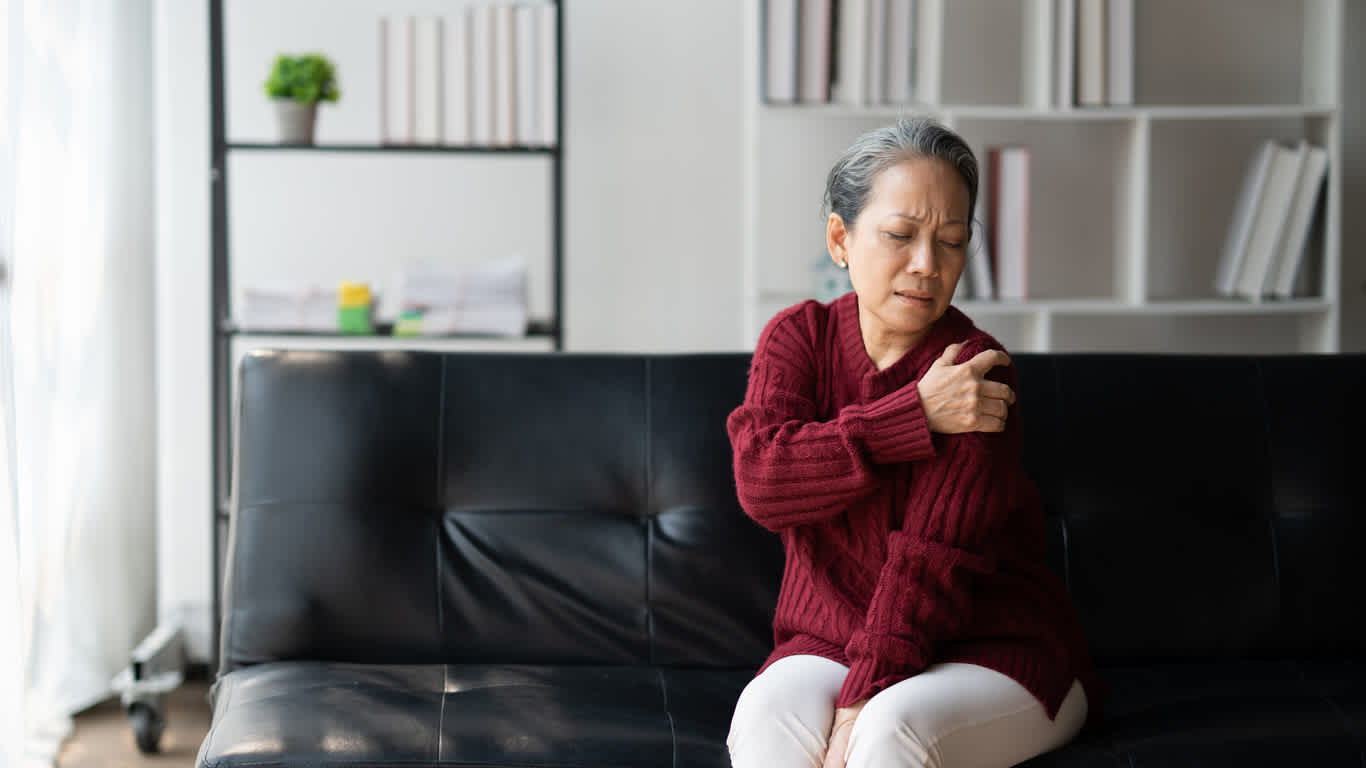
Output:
[197, 350, 1366, 768]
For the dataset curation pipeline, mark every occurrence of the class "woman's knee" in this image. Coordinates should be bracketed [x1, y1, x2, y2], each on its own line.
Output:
[845, 697, 940, 768]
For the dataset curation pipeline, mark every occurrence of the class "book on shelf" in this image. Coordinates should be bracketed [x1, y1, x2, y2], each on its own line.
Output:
[444, 11, 471, 144]
[1076, 0, 1106, 106]
[1215, 140, 1276, 297]
[1269, 143, 1328, 299]
[1233, 142, 1306, 301]
[885, 0, 915, 104]
[515, 5, 540, 145]
[798, 0, 832, 103]
[988, 146, 1030, 301]
[865, 0, 888, 104]
[414, 17, 444, 145]
[470, 5, 496, 145]
[833, 0, 868, 104]
[1055, 0, 1076, 107]
[537, 4, 558, 145]
[766, 0, 799, 103]
[380, 16, 415, 145]
[1105, 0, 1133, 106]
[493, 4, 517, 147]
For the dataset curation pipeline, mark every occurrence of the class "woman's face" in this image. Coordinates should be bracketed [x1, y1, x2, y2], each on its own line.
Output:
[828, 156, 971, 354]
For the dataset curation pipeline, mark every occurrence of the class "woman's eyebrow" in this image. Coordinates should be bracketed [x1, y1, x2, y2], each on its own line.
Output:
[890, 213, 968, 226]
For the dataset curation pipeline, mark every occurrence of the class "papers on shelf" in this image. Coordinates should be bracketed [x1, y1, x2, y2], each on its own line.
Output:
[391, 260, 527, 336]
[239, 284, 338, 333]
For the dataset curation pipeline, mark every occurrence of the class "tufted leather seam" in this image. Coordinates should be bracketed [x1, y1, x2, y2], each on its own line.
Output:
[1050, 358, 1073, 594]
[645, 358, 656, 665]
[1253, 360, 1284, 641]
[437, 663, 448, 762]
[436, 358, 446, 652]
[657, 668, 677, 768]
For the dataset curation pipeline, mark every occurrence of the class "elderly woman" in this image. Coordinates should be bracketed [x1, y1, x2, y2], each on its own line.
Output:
[725, 119, 1103, 768]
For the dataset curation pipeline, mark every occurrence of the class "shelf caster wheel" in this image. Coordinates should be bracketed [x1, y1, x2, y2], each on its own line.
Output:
[128, 701, 166, 755]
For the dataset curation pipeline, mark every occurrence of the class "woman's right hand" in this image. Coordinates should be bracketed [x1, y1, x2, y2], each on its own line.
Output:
[916, 343, 1017, 434]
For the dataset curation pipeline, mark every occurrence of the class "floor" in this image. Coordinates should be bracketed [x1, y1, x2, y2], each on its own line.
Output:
[56, 679, 212, 768]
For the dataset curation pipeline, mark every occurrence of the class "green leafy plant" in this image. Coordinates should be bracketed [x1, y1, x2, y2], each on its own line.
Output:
[263, 53, 340, 104]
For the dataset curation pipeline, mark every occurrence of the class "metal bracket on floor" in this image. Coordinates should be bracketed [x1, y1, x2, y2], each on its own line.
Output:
[111, 622, 187, 754]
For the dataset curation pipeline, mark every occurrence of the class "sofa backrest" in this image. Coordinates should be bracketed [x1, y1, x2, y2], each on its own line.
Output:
[221, 352, 780, 673]
[221, 351, 1366, 675]
[1012, 353, 1366, 664]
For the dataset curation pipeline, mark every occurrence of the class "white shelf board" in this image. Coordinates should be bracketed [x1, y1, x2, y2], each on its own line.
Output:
[957, 298, 1332, 315]
[230, 333, 557, 354]
[758, 103, 1336, 122]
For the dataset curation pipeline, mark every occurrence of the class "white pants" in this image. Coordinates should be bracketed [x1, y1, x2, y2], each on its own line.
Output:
[727, 656, 1087, 768]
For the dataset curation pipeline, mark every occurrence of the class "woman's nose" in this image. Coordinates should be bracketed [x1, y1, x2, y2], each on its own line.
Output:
[906, 240, 938, 277]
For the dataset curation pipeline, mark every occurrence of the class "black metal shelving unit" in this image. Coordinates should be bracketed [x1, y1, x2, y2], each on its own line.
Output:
[207, 0, 565, 670]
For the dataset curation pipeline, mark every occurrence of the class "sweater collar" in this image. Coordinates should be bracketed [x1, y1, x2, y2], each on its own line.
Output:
[833, 291, 974, 399]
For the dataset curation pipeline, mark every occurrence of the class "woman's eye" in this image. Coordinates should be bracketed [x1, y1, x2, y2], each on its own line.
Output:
[940, 241, 964, 249]
[886, 232, 912, 241]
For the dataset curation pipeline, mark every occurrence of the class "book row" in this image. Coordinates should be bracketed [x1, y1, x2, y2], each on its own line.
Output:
[1058, 0, 1134, 107]
[765, 0, 917, 105]
[1215, 139, 1329, 301]
[379, 3, 558, 148]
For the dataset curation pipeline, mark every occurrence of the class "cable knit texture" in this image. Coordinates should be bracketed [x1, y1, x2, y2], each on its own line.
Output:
[728, 293, 1103, 729]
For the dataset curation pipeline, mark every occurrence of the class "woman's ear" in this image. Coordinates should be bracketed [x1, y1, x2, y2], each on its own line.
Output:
[827, 213, 850, 269]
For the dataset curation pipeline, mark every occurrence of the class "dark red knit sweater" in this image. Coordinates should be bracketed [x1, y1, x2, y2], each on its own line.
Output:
[728, 293, 1102, 727]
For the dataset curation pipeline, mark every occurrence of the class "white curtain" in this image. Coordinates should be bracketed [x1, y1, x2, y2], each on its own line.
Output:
[2, 1, 158, 766]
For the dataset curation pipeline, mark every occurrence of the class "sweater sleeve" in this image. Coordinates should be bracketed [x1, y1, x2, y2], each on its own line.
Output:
[727, 308, 936, 532]
[837, 346, 1021, 707]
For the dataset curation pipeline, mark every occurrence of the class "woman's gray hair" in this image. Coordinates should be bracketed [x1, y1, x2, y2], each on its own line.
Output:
[822, 118, 979, 238]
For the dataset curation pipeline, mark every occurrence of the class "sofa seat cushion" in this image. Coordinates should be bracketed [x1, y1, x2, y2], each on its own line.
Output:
[197, 661, 752, 768]
[1023, 660, 1366, 767]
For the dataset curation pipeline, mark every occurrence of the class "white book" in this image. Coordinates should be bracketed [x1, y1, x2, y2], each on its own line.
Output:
[865, 0, 888, 104]
[515, 6, 539, 145]
[1056, 0, 1076, 107]
[493, 3, 517, 147]
[992, 147, 1031, 300]
[968, 158, 995, 300]
[414, 17, 443, 144]
[443, 11, 471, 145]
[833, 0, 867, 104]
[885, 0, 915, 104]
[1234, 143, 1305, 300]
[766, 0, 799, 103]
[470, 4, 496, 146]
[1077, 0, 1105, 106]
[1215, 141, 1276, 296]
[1106, 0, 1133, 105]
[798, 0, 832, 102]
[1270, 144, 1329, 299]
[381, 16, 415, 145]
[538, 4, 558, 146]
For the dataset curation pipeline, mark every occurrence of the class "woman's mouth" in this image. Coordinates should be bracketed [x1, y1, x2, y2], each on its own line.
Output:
[894, 290, 934, 306]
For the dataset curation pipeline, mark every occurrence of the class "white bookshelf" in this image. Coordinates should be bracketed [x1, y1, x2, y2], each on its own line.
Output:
[742, 0, 1343, 353]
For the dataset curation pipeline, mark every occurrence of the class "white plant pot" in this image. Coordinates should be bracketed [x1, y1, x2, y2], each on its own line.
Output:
[274, 100, 317, 145]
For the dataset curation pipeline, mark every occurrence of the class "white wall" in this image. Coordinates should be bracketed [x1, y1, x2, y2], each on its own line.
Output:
[563, 1, 745, 352]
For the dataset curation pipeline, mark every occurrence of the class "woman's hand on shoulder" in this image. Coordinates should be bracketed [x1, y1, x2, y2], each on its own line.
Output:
[823, 699, 867, 768]
[917, 342, 1016, 435]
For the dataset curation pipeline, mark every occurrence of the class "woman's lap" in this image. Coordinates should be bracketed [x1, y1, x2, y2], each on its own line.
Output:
[728, 656, 1086, 768]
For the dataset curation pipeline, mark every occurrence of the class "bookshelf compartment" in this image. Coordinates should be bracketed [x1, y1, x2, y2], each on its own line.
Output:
[227, 151, 554, 325]
[954, 118, 1135, 301]
[1133, 0, 1308, 106]
[1049, 313, 1318, 354]
[1146, 116, 1321, 301]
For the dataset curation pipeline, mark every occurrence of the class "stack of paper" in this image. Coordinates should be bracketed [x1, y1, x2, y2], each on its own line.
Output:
[239, 284, 339, 333]
[391, 260, 527, 336]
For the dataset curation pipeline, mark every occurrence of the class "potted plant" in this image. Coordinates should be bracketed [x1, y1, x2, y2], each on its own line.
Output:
[263, 53, 340, 145]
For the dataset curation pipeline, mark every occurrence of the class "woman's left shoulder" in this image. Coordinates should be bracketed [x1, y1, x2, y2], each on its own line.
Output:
[943, 307, 1010, 362]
